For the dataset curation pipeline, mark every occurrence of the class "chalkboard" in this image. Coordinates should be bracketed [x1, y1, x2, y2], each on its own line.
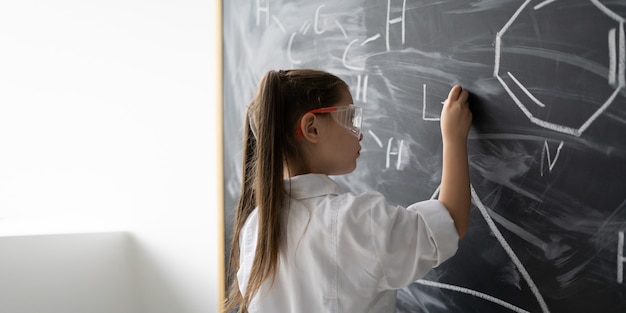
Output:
[222, 1, 626, 312]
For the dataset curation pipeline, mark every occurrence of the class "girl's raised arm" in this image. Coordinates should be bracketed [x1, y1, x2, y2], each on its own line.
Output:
[438, 85, 472, 238]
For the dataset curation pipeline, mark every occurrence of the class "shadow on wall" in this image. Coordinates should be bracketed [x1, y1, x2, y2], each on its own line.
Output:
[127, 232, 197, 313]
[0, 232, 191, 313]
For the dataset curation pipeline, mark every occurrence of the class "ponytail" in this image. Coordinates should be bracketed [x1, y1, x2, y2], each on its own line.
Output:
[245, 70, 286, 305]
[224, 102, 257, 312]
[225, 70, 286, 312]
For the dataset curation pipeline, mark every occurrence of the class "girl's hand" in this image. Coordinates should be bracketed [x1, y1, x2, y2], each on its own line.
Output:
[441, 85, 472, 145]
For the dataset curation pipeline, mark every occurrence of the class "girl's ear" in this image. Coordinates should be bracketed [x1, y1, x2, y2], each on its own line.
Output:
[300, 113, 321, 143]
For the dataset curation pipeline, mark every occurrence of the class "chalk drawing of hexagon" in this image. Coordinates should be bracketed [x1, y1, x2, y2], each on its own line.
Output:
[494, 0, 625, 137]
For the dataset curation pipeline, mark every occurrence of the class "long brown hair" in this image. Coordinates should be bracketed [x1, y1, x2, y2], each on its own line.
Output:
[224, 69, 348, 312]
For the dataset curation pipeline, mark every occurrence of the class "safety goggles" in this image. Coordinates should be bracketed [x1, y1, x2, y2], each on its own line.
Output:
[296, 105, 363, 138]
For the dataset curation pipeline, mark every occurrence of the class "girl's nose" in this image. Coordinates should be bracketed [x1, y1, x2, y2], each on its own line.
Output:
[359, 133, 364, 141]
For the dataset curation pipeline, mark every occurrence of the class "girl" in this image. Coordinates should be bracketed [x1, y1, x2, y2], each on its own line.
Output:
[225, 69, 472, 313]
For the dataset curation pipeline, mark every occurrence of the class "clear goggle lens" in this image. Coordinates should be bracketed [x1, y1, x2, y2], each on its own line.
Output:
[307, 105, 362, 137]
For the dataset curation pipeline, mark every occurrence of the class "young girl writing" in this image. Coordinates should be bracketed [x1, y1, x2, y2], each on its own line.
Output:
[225, 69, 472, 312]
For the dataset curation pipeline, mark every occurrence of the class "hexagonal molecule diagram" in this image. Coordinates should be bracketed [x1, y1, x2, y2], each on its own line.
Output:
[494, 0, 624, 137]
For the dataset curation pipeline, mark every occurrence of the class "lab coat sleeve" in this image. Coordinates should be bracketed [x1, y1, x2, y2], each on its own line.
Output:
[370, 199, 459, 290]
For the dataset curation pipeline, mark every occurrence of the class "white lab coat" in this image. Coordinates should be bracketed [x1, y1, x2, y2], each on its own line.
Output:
[237, 174, 459, 313]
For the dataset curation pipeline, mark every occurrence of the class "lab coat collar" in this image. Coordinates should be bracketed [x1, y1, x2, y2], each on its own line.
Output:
[285, 174, 344, 199]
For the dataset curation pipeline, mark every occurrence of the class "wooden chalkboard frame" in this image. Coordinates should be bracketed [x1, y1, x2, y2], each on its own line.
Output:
[215, 0, 225, 309]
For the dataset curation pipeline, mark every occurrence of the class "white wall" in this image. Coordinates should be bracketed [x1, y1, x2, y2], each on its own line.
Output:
[0, 0, 221, 312]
